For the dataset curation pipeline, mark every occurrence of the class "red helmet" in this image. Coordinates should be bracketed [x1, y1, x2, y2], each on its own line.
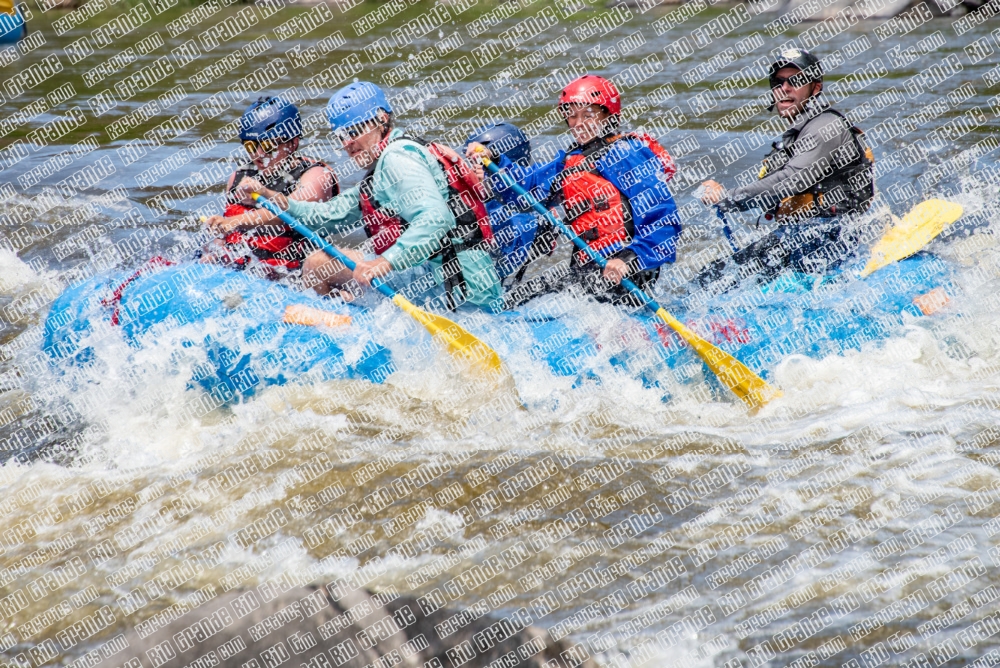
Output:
[558, 75, 621, 116]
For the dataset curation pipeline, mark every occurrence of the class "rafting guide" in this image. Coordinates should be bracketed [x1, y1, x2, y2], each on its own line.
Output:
[697, 48, 876, 286]
[201, 96, 338, 278]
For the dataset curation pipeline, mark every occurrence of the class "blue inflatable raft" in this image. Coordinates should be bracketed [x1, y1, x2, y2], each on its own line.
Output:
[0, 6, 25, 44]
[42, 252, 955, 403]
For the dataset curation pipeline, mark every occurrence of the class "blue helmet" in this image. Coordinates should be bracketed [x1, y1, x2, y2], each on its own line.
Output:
[326, 82, 393, 132]
[239, 96, 302, 143]
[464, 123, 531, 167]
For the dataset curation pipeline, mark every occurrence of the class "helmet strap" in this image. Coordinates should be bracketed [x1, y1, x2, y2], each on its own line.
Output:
[374, 109, 392, 140]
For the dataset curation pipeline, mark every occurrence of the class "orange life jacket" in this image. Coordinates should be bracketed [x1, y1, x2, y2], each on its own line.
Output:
[552, 133, 675, 263]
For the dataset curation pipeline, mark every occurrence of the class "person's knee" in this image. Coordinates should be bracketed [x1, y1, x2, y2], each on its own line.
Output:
[302, 251, 328, 274]
[302, 251, 335, 291]
[306, 252, 346, 278]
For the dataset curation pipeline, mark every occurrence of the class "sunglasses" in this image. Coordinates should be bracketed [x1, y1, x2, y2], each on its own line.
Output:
[770, 74, 810, 90]
[242, 138, 283, 155]
[335, 121, 378, 143]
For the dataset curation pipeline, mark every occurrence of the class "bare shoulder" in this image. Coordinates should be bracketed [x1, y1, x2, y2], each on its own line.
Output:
[292, 159, 336, 202]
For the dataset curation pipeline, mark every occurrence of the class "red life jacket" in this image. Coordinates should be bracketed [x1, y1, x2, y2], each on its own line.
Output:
[552, 133, 675, 263]
[357, 135, 492, 255]
[223, 155, 336, 270]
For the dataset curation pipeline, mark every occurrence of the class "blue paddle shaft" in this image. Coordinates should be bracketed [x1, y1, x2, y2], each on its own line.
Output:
[715, 207, 740, 253]
[484, 160, 659, 314]
[255, 195, 397, 299]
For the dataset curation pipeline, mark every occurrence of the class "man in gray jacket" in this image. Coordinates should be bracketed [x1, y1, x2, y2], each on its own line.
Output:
[699, 48, 875, 284]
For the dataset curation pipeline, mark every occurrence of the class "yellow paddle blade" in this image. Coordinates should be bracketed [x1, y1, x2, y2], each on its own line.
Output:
[861, 199, 964, 277]
[391, 294, 504, 374]
[655, 307, 782, 408]
[283, 304, 352, 328]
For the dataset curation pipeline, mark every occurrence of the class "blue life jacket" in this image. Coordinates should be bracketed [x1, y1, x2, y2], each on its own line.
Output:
[484, 179, 540, 280]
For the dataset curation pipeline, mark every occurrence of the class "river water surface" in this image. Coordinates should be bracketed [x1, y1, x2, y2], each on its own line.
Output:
[1, 1, 999, 666]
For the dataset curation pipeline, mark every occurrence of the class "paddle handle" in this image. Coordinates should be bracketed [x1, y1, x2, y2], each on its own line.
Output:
[252, 194, 397, 300]
[483, 159, 658, 314]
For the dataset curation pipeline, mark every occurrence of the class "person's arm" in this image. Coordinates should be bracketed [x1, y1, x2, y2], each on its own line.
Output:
[221, 165, 337, 231]
[283, 185, 362, 235]
[290, 164, 337, 204]
[721, 114, 848, 213]
[226, 173, 361, 236]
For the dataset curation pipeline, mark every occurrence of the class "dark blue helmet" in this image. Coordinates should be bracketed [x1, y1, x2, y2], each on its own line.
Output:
[464, 123, 531, 167]
[239, 96, 302, 143]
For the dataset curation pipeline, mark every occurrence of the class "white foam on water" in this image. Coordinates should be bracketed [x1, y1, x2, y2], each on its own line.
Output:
[0, 249, 39, 295]
[0, 137, 995, 667]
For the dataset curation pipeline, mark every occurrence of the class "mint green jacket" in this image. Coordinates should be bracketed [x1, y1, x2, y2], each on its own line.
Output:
[286, 129, 502, 311]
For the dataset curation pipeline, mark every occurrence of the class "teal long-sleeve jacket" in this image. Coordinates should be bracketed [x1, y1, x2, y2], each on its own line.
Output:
[285, 129, 502, 311]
